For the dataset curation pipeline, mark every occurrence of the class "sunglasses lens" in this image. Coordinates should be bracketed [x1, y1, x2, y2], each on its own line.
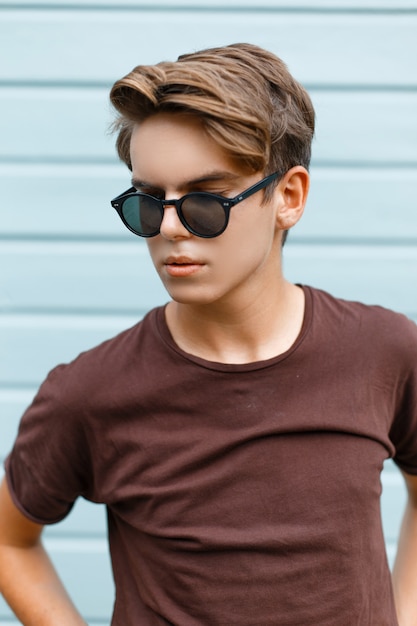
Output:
[121, 195, 162, 236]
[181, 196, 226, 237]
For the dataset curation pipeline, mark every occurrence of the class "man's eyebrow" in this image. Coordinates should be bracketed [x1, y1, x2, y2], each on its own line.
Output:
[131, 171, 241, 190]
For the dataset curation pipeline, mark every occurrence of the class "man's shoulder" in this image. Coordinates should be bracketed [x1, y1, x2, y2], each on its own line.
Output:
[44, 306, 164, 393]
[307, 284, 414, 325]
[306, 285, 417, 355]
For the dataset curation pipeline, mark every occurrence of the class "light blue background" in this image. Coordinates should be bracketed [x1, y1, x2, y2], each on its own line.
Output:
[1, 1, 416, 623]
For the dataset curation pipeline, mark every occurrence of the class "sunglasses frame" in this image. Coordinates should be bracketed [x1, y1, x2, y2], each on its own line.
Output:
[111, 171, 280, 239]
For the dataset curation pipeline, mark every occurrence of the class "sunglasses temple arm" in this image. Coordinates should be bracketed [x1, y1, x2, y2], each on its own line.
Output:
[233, 172, 280, 204]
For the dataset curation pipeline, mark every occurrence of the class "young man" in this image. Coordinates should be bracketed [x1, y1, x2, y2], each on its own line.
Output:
[0, 43, 416, 625]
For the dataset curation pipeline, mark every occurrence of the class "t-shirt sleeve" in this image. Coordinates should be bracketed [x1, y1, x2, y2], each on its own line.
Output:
[5, 363, 92, 524]
[389, 317, 417, 475]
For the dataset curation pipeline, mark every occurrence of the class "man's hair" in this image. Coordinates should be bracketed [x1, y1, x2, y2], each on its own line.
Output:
[110, 43, 315, 182]
[110, 44, 314, 243]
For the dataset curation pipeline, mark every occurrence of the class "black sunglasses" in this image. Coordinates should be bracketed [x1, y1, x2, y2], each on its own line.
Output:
[111, 172, 280, 239]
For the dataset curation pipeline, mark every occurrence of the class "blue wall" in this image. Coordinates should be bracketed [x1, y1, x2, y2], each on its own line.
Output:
[1, 1, 416, 623]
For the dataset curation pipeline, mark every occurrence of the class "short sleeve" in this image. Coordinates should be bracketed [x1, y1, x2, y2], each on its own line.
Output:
[5, 363, 92, 524]
[389, 318, 417, 475]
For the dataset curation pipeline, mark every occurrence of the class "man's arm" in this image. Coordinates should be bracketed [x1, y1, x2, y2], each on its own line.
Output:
[392, 471, 417, 626]
[0, 477, 87, 626]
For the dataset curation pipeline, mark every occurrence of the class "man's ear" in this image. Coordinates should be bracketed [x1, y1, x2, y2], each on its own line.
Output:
[275, 166, 310, 231]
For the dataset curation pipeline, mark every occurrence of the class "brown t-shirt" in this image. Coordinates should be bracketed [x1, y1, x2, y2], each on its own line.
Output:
[6, 286, 417, 625]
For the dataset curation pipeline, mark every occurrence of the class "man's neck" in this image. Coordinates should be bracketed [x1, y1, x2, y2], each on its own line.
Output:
[164, 281, 305, 365]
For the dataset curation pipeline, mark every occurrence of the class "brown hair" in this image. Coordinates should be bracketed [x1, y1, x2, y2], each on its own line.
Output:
[110, 43, 315, 182]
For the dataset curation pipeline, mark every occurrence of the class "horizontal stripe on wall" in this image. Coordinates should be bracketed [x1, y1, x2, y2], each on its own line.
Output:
[2, 88, 417, 164]
[285, 245, 417, 316]
[0, 241, 167, 314]
[2, 1, 416, 9]
[1, 241, 416, 315]
[1, 8, 416, 86]
[1, 164, 416, 241]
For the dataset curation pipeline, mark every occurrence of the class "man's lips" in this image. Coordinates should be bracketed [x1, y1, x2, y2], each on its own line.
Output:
[164, 256, 205, 277]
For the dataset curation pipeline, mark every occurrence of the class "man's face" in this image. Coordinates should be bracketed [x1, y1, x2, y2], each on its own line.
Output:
[129, 113, 283, 308]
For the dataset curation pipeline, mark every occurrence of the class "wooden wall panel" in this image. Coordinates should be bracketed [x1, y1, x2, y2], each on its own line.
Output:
[1, 7, 416, 86]
[2, 0, 416, 7]
[1, 1, 416, 623]
[0, 241, 166, 313]
[299, 168, 417, 241]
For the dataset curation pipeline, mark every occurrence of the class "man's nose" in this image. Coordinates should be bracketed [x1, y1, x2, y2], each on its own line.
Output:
[159, 203, 191, 240]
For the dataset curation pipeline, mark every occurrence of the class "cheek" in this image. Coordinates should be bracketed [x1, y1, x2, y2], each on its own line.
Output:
[212, 230, 273, 281]
[235, 199, 277, 232]
[228, 204, 277, 252]
[145, 240, 155, 259]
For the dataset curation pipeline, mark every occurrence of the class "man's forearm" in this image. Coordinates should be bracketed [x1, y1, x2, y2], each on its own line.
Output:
[0, 540, 87, 626]
[392, 499, 417, 626]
